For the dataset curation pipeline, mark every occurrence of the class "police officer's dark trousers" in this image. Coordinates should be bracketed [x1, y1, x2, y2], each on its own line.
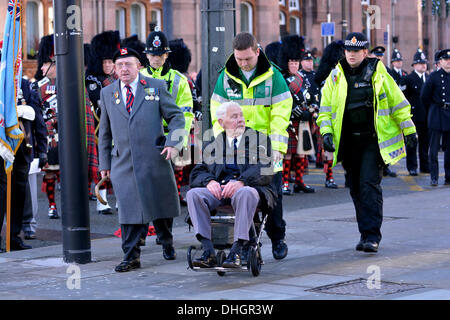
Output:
[342, 134, 383, 243]
[429, 129, 450, 182]
[0, 153, 30, 246]
[406, 121, 429, 172]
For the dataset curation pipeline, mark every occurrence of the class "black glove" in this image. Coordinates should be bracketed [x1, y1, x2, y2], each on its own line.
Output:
[404, 133, 418, 149]
[38, 153, 48, 169]
[323, 133, 335, 152]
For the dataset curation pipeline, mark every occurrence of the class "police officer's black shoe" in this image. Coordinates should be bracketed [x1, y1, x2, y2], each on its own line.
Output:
[431, 179, 438, 187]
[193, 250, 217, 268]
[272, 240, 288, 260]
[383, 167, 397, 177]
[163, 244, 176, 260]
[409, 169, 418, 176]
[293, 183, 315, 193]
[355, 240, 365, 251]
[363, 241, 379, 253]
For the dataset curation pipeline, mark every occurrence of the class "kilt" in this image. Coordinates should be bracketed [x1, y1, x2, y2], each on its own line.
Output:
[287, 120, 299, 154]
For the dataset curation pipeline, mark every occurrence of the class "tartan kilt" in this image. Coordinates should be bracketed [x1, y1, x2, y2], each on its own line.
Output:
[287, 120, 299, 154]
[86, 93, 99, 184]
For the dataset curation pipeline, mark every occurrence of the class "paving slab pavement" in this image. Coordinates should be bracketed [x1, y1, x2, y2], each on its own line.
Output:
[0, 187, 449, 301]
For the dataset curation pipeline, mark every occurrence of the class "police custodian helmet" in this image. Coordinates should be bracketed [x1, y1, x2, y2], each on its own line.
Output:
[412, 48, 428, 65]
[144, 31, 171, 55]
[391, 48, 403, 62]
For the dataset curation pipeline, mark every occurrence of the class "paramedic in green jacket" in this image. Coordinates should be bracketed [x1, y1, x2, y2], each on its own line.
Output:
[210, 32, 293, 260]
[317, 32, 417, 253]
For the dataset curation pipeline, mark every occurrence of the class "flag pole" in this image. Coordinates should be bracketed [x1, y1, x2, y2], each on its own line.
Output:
[6, 170, 11, 252]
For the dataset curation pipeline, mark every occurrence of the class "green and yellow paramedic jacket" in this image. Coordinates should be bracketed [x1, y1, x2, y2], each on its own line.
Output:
[210, 52, 293, 159]
[317, 59, 416, 168]
[141, 65, 194, 145]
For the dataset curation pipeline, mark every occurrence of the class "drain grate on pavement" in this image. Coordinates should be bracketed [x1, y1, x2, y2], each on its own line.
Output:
[306, 278, 425, 297]
[317, 216, 409, 223]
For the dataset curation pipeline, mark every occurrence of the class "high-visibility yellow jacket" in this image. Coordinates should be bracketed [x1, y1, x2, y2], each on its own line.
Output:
[210, 52, 293, 156]
[140, 65, 194, 142]
[317, 59, 416, 167]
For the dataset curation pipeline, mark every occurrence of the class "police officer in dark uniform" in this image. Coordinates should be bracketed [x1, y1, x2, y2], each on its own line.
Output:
[389, 49, 408, 91]
[404, 49, 430, 175]
[421, 49, 450, 186]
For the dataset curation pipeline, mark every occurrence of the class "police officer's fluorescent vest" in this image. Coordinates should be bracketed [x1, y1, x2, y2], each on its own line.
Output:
[317, 60, 416, 167]
[140, 66, 194, 144]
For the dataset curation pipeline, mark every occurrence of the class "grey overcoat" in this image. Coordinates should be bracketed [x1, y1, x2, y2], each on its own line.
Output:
[98, 74, 186, 224]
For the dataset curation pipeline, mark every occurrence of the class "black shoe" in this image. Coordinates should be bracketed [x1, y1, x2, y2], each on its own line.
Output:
[114, 259, 141, 272]
[192, 250, 217, 268]
[293, 183, 315, 193]
[355, 240, 365, 251]
[24, 232, 36, 240]
[163, 244, 176, 260]
[222, 252, 241, 268]
[383, 168, 397, 177]
[10, 240, 32, 251]
[325, 179, 338, 189]
[409, 169, 418, 176]
[179, 196, 187, 206]
[431, 179, 438, 187]
[282, 185, 293, 195]
[363, 241, 379, 253]
[98, 208, 113, 215]
[272, 240, 288, 260]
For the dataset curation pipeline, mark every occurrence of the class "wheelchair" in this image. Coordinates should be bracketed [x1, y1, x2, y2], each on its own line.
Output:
[187, 204, 268, 277]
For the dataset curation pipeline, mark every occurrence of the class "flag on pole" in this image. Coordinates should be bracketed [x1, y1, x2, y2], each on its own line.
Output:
[0, 0, 23, 173]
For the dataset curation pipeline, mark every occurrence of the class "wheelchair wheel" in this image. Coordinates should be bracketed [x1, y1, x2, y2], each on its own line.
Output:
[216, 250, 226, 277]
[248, 246, 261, 277]
[187, 245, 196, 270]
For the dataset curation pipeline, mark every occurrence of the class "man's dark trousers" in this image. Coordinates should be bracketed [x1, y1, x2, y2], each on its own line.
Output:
[121, 224, 149, 262]
[0, 154, 30, 246]
[342, 136, 383, 243]
[264, 172, 286, 241]
[429, 129, 450, 182]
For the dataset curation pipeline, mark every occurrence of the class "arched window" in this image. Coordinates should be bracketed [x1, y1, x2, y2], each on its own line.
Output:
[130, 2, 146, 40]
[26, 0, 43, 59]
[150, 9, 161, 31]
[279, 11, 287, 36]
[116, 7, 126, 38]
[289, 16, 300, 35]
[289, 0, 299, 11]
[240, 2, 253, 33]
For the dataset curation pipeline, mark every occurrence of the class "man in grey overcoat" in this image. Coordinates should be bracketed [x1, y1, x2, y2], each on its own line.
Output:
[98, 47, 186, 272]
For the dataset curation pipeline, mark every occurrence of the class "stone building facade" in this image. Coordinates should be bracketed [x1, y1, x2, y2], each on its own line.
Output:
[0, 0, 448, 79]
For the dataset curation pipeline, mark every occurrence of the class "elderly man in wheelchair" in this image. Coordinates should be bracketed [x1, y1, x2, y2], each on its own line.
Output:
[186, 102, 276, 269]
